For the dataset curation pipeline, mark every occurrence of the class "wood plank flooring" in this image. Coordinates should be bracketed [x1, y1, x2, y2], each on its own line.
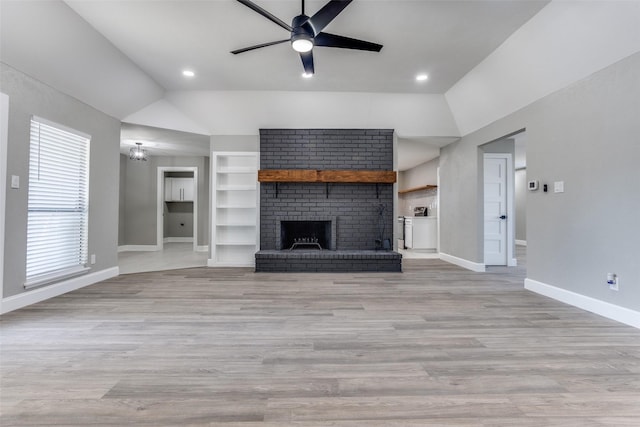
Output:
[2, 253, 640, 426]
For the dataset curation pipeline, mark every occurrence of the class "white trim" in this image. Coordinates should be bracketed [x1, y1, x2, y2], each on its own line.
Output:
[24, 266, 90, 290]
[1, 267, 119, 315]
[439, 252, 486, 272]
[436, 166, 440, 253]
[157, 167, 198, 252]
[196, 245, 209, 253]
[516, 239, 527, 246]
[483, 153, 515, 267]
[509, 258, 518, 267]
[0, 92, 9, 302]
[525, 278, 640, 329]
[163, 237, 194, 243]
[207, 259, 254, 268]
[117, 245, 160, 252]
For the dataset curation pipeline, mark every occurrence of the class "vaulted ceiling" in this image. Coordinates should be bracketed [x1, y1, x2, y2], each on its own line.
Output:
[65, 0, 548, 94]
[1, 0, 551, 169]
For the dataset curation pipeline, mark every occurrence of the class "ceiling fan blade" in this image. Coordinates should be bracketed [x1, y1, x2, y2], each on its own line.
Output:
[315, 32, 383, 52]
[235, 0, 293, 32]
[231, 39, 290, 55]
[300, 50, 315, 75]
[308, 0, 352, 35]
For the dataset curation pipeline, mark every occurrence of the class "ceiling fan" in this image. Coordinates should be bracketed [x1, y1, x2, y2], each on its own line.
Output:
[231, 0, 383, 76]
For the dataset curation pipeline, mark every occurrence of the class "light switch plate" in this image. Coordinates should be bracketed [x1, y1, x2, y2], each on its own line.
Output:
[11, 175, 19, 189]
[554, 181, 564, 193]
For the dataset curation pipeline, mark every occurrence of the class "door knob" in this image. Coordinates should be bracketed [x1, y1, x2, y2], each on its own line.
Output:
[499, 215, 507, 220]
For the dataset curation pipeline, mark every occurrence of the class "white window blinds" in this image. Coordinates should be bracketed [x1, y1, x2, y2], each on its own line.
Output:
[26, 117, 90, 288]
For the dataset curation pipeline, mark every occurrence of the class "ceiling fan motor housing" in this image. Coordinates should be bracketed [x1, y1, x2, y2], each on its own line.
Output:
[291, 14, 315, 48]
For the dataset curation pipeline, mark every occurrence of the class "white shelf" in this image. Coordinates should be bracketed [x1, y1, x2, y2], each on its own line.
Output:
[216, 241, 257, 246]
[217, 185, 256, 191]
[217, 167, 255, 174]
[211, 152, 259, 267]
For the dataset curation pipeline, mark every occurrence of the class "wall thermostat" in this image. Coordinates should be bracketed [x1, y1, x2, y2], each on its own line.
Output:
[528, 180, 539, 191]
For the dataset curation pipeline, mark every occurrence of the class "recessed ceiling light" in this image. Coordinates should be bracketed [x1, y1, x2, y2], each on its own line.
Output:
[182, 70, 195, 77]
[302, 72, 313, 79]
[416, 73, 429, 82]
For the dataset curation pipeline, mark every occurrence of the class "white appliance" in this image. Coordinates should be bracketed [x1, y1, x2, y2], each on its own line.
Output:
[404, 217, 413, 249]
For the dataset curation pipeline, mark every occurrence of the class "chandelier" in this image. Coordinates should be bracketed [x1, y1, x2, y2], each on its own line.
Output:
[129, 142, 148, 161]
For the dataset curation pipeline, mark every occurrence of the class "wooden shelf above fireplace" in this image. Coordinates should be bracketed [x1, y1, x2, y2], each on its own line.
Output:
[258, 169, 397, 184]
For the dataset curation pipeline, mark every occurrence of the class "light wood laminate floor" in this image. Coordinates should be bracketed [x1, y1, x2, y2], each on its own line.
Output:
[118, 242, 208, 274]
[2, 253, 640, 426]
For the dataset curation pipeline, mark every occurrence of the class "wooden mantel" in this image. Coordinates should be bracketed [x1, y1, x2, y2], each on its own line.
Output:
[258, 169, 397, 184]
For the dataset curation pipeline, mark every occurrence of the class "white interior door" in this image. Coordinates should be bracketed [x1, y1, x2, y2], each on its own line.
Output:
[484, 155, 508, 265]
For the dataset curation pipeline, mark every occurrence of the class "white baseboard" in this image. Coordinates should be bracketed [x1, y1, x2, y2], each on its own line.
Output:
[207, 259, 254, 268]
[1, 267, 119, 315]
[439, 252, 485, 272]
[515, 240, 527, 246]
[163, 237, 193, 243]
[196, 245, 209, 253]
[525, 278, 640, 329]
[118, 245, 160, 252]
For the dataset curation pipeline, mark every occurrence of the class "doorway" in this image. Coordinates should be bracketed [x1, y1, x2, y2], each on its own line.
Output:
[157, 167, 198, 252]
[481, 129, 524, 268]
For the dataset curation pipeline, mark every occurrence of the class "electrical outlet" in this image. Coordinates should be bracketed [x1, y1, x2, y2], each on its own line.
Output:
[90, 254, 96, 265]
[607, 273, 619, 291]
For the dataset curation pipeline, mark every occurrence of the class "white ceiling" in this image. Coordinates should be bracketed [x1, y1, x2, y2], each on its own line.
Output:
[65, 0, 548, 94]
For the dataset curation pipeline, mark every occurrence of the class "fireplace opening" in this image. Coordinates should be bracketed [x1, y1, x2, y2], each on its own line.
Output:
[281, 220, 331, 250]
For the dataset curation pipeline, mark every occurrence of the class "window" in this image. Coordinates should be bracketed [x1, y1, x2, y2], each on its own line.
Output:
[25, 117, 90, 288]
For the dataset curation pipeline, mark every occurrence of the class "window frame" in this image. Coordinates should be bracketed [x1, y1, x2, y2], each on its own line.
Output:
[24, 116, 91, 289]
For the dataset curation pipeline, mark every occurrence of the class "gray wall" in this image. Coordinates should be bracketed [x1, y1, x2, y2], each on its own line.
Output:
[120, 156, 209, 247]
[1, 63, 120, 298]
[439, 52, 640, 312]
[515, 168, 527, 242]
[210, 135, 259, 153]
[260, 129, 394, 251]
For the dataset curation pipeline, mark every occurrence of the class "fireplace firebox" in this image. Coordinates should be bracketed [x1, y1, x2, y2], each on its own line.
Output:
[275, 216, 336, 251]
[280, 220, 331, 250]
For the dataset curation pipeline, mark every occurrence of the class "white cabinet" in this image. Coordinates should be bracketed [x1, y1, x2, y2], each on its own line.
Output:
[210, 152, 259, 267]
[165, 177, 194, 201]
[412, 217, 437, 250]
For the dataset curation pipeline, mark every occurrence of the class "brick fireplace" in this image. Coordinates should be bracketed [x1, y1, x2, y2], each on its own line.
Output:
[255, 129, 401, 272]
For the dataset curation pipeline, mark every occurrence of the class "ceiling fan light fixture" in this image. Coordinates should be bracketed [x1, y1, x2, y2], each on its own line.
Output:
[302, 72, 314, 78]
[291, 35, 313, 53]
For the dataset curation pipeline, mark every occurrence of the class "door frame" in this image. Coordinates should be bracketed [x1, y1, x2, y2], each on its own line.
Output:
[157, 167, 198, 252]
[483, 153, 516, 266]
[0, 92, 9, 304]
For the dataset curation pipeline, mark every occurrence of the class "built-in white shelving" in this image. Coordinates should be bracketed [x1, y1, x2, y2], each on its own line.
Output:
[209, 152, 259, 267]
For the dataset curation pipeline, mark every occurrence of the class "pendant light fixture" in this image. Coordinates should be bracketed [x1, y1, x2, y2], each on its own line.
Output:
[129, 142, 148, 161]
